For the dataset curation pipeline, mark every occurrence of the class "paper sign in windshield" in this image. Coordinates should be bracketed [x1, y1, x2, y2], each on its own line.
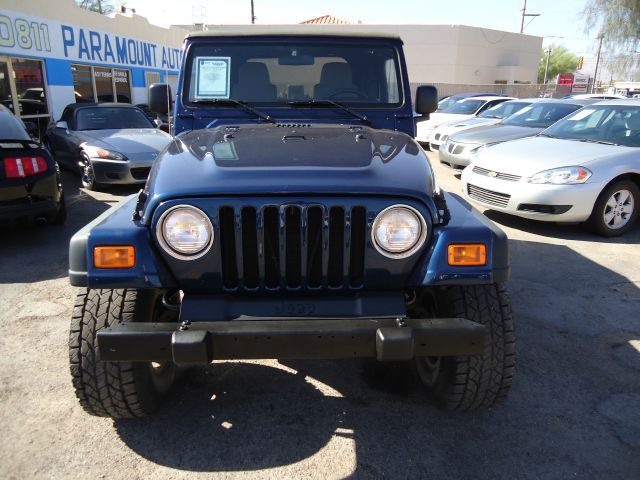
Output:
[195, 57, 231, 99]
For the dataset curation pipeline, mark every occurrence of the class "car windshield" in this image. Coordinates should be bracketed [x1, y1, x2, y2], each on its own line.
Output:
[184, 42, 402, 107]
[478, 101, 530, 119]
[0, 112, 30, 140]
[500, 103, 581, 128]
[437, 96, 462, 111]
[444, 99, 485, 114]
[76, 107, 153, 130]
[542, 104, 640, 147]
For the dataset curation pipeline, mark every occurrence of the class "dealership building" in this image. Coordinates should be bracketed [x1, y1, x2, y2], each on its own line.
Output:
[0, 0, 541, 131]
[0, 0, 185, 133]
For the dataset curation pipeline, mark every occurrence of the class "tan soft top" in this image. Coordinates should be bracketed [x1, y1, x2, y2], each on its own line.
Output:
[185, 27, 402, 41]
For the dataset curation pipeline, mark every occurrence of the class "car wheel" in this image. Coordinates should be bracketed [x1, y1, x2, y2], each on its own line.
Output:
[411, 284, 516, 410]
[79, 152, 100, 191]
[586, 180, 639, 237]
[69, 288, 177, 418]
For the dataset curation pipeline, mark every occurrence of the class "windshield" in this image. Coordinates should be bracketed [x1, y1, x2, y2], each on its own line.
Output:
[444, 99, 484, 114]
[76, 107, 154, 131]
[437, 95, 462, 112]
[0, 112, 30, 140]
[478, 101, 530, 119]
[542, 104, 640, 147]
[501, 103, 582, 128]
[184, 42, 402, 107]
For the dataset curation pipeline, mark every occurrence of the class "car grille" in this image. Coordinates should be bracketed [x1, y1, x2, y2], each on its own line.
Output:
[472, 166, 521, 182]
[218, 204, 367, 291]
[467, 184, 511, 208]
[447, 142, 466, 155]
[130, 167, 151, 180]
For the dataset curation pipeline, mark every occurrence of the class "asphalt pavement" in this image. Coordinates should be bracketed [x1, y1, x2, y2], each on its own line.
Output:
[0, 152, 638, 479]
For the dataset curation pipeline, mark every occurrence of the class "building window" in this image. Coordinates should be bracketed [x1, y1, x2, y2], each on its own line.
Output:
[71, 64, 132, 104]
[114, 69, 131, 103]
[94, 67, 114, 102]
[72, 65, 94, 103]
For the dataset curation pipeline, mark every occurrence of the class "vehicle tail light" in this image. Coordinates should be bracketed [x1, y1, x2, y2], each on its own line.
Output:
[448, 244, 487, 266]
[3, 156, 48, 178]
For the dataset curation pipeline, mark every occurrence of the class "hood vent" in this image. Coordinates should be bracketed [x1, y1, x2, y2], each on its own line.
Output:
[276, 123, 311, 128]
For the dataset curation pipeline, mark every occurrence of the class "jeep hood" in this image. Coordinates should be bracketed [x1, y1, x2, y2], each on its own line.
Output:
[142, 124, 438, 222]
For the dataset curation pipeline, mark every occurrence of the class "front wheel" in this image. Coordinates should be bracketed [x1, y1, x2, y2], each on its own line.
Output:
[79, 152, 100, 191]
[412, 284, 516, 410]
[586, 180, 639, 237]
[69, 289, 177, 418]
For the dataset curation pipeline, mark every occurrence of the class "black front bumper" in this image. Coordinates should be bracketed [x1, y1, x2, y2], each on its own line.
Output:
[97, 317, 485, 364]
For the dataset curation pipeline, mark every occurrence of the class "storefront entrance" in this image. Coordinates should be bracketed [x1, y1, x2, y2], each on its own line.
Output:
[0, 56, 51, 140]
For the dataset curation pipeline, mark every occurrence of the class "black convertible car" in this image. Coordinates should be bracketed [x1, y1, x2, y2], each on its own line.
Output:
[0, 105, 65, 226]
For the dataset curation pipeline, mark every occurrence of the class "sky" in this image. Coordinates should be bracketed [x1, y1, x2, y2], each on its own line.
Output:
[125, 0, 611, 73]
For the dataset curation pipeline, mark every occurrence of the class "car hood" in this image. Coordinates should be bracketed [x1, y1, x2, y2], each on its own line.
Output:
[143, 124, 438, 222]
[78, 128, 171, 154]
[473, 136, 631, 177]
[450, 124, 542, 145]
[417, 112, 472, 131]
[439, 117, 501, 134]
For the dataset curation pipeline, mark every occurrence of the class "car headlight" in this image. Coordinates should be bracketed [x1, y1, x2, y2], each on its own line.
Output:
[528, 167, 592, 185]
[157, 205, 213, 259]
[84, 146, 127, 161]
[372, 205, 427, 258]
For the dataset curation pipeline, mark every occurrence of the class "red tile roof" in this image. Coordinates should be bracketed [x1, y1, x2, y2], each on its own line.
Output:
[300, 14, 352, 25]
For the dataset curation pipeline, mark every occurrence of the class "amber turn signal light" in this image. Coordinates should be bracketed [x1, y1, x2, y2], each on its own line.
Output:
[94, 246, 135, 269]
[447, 244, 487, 266]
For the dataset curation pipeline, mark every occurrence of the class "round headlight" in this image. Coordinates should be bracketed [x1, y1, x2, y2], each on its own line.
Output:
[157, 205, 213, 259]
[372, 205, 427, 258]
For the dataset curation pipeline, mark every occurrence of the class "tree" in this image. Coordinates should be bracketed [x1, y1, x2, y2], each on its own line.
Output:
[537, 44, 579, 84]
[584, 0, 640, 73]
[75, 0, 115, 15]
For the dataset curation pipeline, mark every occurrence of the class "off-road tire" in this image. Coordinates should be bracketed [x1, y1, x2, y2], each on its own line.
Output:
[586, 180, 639, 237]
[413, 283, 516, 410]
[69, 288, 176, 418]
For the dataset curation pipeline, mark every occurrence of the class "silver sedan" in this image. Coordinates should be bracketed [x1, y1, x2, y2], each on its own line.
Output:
[461, 100, 640, 236]
[46, 103, 172, 190]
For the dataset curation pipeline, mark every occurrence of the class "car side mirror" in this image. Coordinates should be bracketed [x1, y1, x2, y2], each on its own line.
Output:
[415, 85, 438, 117]
[55, 121, 68, 131]
[149, 83, 172, 115]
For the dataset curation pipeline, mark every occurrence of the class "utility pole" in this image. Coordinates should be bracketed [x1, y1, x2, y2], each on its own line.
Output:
[520, 0, 540, 33]
[592, 34, 604, 93]
[251, 0, 256, 24]
[543, 47, 552, 84]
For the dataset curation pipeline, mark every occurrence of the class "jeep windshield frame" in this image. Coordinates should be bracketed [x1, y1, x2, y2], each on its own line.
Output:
[181, 38, 405, 111]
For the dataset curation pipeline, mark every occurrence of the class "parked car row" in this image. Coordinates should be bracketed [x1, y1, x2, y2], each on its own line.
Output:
[429, 97, 639, 237]
[1, 102, 172, 226]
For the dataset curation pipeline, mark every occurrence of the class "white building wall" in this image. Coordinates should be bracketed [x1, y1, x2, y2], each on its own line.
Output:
[191, 24, 542, 85]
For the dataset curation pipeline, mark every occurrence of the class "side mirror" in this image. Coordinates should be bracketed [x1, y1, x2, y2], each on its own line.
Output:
[149, 83, 172, 115]
[55, 121, 68, 131]
[415, 85, 438, 116]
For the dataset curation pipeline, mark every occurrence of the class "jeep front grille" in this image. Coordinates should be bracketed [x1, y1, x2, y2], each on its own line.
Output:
[219, 204, 367, 291]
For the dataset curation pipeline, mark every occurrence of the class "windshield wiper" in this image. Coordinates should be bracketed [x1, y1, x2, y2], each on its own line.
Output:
[191, 98, 275, 123]
[537, 133, 558, 138]
[287, 100, 370, 124]
[573, 138, 620, 146]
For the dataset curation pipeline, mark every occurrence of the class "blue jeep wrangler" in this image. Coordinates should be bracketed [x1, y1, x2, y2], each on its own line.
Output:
[68, 29, 514, 418]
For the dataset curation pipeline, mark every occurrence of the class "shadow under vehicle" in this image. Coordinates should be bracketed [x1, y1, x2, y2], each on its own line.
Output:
[67, 29, 515, 419]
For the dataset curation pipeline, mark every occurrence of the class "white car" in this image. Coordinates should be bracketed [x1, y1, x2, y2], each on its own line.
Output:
[568, 93, 628, 100]
[415, 96, 514, 149]
[461, 100, 640, 236]
[430, 99, 534, 151]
